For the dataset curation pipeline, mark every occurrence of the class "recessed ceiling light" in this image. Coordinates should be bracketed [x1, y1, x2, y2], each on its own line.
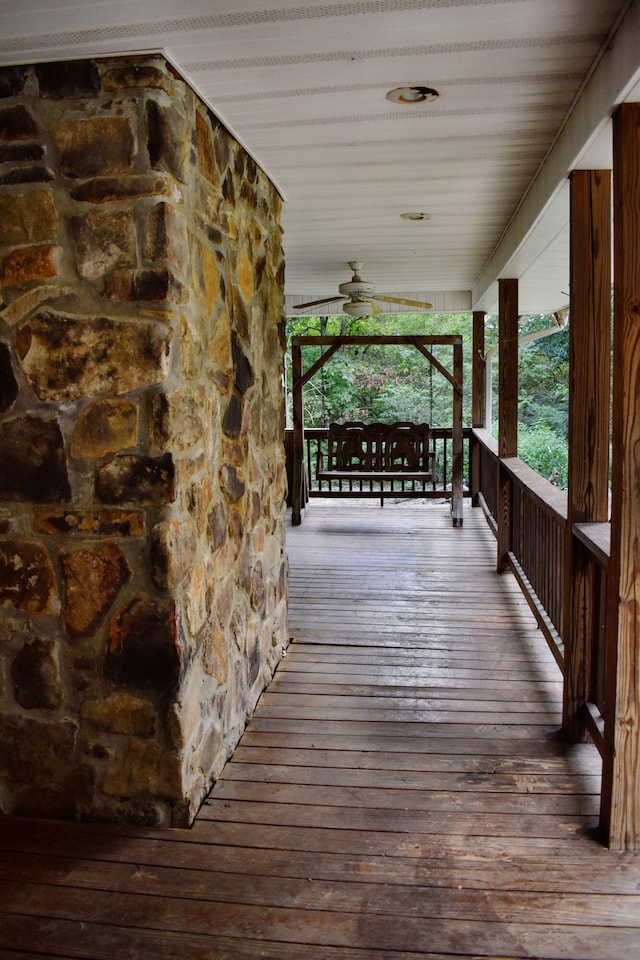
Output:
[401, 212, 431, 221]
[386, 86, 439, 104]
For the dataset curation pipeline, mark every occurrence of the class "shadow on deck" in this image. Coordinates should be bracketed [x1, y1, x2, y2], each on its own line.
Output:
[1, 502, 640, 959]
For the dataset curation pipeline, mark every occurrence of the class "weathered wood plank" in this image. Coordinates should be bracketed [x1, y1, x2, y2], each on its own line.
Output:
[3, 880, 640, 960]
[0, 503, 637, 959]
[221, 761, 600, 796]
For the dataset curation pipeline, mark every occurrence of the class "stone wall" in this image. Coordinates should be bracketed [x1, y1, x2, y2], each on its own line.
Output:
[0, 56, 288, 826]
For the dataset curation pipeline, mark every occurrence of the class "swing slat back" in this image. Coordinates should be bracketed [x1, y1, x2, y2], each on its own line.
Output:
[318, 421, 433, 481]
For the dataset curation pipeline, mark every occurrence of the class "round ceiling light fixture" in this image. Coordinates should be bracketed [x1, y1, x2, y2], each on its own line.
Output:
[386, 85, 439, 104]
[401, 212, 431, 221]
[343, 300, 375, 318]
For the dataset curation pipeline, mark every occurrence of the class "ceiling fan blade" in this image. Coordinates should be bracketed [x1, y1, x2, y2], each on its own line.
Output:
[372, 295, 433, 310]
[293, 295, 347, 309]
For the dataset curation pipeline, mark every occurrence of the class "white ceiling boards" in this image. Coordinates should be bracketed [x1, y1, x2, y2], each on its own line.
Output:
[1, 0, 636, 315]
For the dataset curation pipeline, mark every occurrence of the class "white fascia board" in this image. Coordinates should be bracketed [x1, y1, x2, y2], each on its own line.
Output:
[472, 0, 640, 313]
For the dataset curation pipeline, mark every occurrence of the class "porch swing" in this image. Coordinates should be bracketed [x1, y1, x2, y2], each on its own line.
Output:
[290, 333, 464, 528]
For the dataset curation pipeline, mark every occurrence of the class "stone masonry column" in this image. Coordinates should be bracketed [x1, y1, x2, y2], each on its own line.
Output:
[0, 56, 288, 826]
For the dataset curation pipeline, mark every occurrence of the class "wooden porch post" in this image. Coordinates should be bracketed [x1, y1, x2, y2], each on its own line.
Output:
[601, 102, 640, 849]
[471, 310, 486, 505]
[497, 279, 518, 572]
[451, 337, 464, 526]
[291, 338, 304, 526]
[563, 170, 611, 743]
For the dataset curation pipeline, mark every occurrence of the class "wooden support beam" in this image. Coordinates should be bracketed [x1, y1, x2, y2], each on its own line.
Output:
[497, 279, 518, 572]
[601, 103, 640, 850]
[411, 337, 462, 395]
[472, 311, 486, 429]
[563, 170, 611, 744]
[451, 339, 464, 526]
[297, 339, 344, 389]
[291, 341, 304, 526]
[471, 311, 486, 505]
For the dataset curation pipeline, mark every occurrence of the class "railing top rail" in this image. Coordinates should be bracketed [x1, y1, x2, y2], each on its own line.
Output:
[293, 335, 463, 346]
[471, 427, 499, 456]
[501, 456, 568, 522]
[573, 521, 610, 568]
[471, 428, 567, 522]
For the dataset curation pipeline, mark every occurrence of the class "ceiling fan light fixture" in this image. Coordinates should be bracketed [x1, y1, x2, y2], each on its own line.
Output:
[401, 212, 431, 221]
[386, 85, 439, 104]
[343, 300, 374, 318]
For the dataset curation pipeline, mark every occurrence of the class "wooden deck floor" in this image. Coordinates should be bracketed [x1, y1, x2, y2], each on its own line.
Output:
[1, 501, 640, 959]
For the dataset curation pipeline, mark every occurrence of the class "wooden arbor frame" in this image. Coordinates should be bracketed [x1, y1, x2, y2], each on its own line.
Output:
[290, 334, 464, 527]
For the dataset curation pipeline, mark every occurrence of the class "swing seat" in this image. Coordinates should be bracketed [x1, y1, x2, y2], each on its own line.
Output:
[317, 421, 434, 486]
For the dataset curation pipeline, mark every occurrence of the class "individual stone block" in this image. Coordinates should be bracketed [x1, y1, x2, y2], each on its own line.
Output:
[102, 63, 176, 97]
[0, 105, 38, 140]
[179, 314, 205, 380]
[220, 464, 245, 503]
[236, 249, 254, 303]
[150, 518, 197, 590]
[69, 174, 179, 204]
[52, 117, 135, 178]
[231, 332, 254, 394]
[0, 65, 30, 98]
[208, 502, 227, 554]
[101, 267, 185, 303]
[222, 393, 243, 438]
[195, 110, 218, 186]
[16, 311, 172, 402]
[0, 343, 18, 412]
[70, 399, 138, 459]
[69, 209, 137, 280]
[0, 716, 77, 781]
[143, 202, 188, 271]
[60, 544, 131, 637]
[34, 508, 145, 538]
[0, 165, 54, 186]
[146, 99, 189, 182]
[11, 638, 63, 710]
[0, 540, 59, 614]
[81, 692, 156, 737]
[201, 624, 230, 683]
[0, 143, 44, 163]
[36, 61, 100, 99]
[213, 124, 230, 176]
[150, 386, 205, 453]
[105, 595, 181, 690]
[250, 560, 266, 613]
[196, 242, 221, 318]
[0, 415, 70, 502]
[0, 283, 73, 328]
[102, 738, 183, 801]
[185, 563, 207, 634]
[0, 244, 58, 286]
[96, 453, 175, 505]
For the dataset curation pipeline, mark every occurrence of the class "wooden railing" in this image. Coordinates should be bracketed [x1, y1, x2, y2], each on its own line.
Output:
[287, 426, 472, 501]
[570, 522, 609, 753]
[471, 427, 618, 840]
[471, 429, 566, 666]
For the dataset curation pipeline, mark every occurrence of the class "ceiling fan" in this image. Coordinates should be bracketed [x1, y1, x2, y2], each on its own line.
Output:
[293, 262, 433, 318]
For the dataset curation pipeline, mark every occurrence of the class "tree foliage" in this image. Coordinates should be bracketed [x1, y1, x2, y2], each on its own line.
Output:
[285, 311, 569, 487]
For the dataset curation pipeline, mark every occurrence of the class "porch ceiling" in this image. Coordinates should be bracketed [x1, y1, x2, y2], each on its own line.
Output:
[1, 0, 638, 316]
